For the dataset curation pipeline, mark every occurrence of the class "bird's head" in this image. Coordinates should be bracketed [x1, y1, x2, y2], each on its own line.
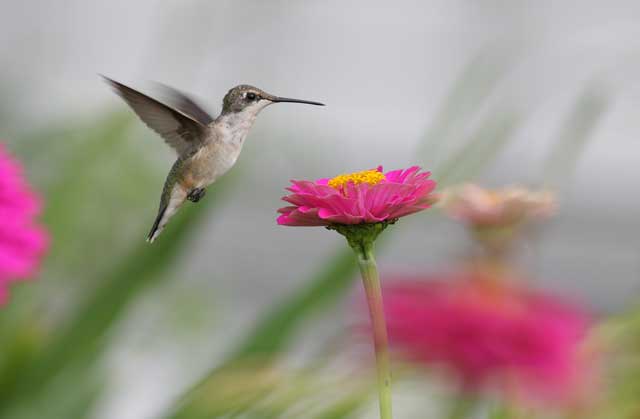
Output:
[221, 85, 324, 115]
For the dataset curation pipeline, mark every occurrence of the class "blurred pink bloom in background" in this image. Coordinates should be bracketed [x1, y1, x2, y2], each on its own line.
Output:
[277, 166, 437, 226]
[381, 274, 594, 404]
[0, 143, 48, 304]
[440, 184, 555, 228]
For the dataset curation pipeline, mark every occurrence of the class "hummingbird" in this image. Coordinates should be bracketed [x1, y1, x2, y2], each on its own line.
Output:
[102, 76, 324, 243]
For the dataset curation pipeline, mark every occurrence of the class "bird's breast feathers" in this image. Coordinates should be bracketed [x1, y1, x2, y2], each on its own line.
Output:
[185, 142, 242, 188]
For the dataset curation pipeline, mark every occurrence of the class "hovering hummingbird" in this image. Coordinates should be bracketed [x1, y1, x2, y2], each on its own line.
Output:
[102, 76, 324, 243]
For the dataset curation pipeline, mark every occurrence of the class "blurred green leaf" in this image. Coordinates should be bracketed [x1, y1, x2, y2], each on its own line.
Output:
[169, 362, 370, 419]
[0, 357, 104, 419]
[232, 248, 356, 359]
[312, 391, 370, 419]
[0, 322, 43, 396]
[446, 397, 477, 419]
[168, 248, 358, 417]
[594, 307, 640, 419]
[488, 404, 513, 419]
[419, 49, 516, 165]
[543, 85, 609, 187]
[47, 115, 164, 280]
[435, 110, 520, 186]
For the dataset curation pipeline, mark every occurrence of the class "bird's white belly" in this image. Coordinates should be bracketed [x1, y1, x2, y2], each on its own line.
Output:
[190, 144, 241, 189]
[187, 115, 253, 189]
[206, 151, 238, 184]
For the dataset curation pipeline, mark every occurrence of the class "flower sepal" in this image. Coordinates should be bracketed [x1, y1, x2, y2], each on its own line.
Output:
[326, 220, 397, 251]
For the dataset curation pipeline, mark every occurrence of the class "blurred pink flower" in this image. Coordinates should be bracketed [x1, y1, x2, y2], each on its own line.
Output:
[440, 184, 554, 228]
[0, 143, 48, 304]
[381, 274, 592, 403]
[277, 166, 437, 226]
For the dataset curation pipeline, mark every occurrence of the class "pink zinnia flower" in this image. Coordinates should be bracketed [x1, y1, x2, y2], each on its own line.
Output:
[0, 143, 48, 304]
[440, 184, 555, 228]
[381, 274, 592, 404]
[278, 165, 437, 419]
[277, 166, 437, 226]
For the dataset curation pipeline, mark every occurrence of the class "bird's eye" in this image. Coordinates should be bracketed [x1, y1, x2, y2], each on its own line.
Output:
[246, 92, 257, 101]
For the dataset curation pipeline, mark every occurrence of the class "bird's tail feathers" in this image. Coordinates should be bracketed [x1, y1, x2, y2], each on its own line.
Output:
[147, 186, 187, 243]
[146, 206, 167, 243]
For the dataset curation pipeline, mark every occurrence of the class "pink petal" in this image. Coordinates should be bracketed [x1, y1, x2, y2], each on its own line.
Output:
[0, 143, 49, 301]
[277, 166, 437, 227]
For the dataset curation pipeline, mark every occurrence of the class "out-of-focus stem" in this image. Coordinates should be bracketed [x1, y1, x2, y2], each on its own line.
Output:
[353, 241, 392, 419]
[447, 396, 476, 419]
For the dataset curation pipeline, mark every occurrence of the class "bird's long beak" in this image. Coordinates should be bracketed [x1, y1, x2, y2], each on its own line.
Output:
[270, 96, 325, 106]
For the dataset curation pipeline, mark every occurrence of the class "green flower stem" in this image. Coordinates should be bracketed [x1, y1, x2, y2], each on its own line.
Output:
[328, 222, 395, 419]
[354, 241, 393, 419]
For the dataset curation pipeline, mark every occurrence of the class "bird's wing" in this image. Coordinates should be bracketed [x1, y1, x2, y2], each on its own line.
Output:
[102, 76, 208, 156]
[152, 82, 215, 125]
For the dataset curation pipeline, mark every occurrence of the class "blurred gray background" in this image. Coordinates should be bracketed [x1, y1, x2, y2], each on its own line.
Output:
[1, 1, 639, 418]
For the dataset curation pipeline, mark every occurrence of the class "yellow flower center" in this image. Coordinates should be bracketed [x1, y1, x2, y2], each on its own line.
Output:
[327, 169, 386, 189]
[485, 191, 503, 205]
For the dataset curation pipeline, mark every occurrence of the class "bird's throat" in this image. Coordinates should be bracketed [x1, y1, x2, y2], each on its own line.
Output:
[217, 110, 258, 147]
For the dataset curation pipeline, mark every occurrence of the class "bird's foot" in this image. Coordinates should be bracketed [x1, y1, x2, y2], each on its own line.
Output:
[187, 188, 206, 203]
